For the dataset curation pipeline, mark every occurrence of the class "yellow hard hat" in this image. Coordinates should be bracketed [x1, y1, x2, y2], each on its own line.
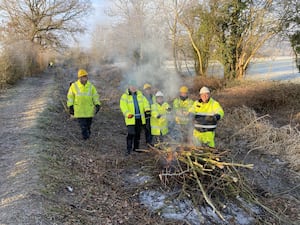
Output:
[179, 86, 188, 93]
[78, 69, 88, 78]
[143, 83, 151, 90]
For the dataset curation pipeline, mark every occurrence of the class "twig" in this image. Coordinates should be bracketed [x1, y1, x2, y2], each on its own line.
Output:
[187, 155, 225, 221]
[160, 169, 190, 176]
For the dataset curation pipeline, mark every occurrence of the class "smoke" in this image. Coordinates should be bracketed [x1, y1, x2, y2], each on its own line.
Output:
[117, 38, 183, 100]
[88, 1, 188, 100]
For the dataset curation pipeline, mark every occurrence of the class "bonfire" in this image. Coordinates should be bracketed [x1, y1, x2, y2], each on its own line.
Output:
[148, 142, 254, 221]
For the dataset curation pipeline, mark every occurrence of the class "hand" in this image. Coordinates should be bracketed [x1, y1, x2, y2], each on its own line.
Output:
[214, 114, 221, 121]
[69, 106, 74, 115]
[157, 114, 161, 119]
[128, 114, 134, 119]
[95, 105, 100, 114]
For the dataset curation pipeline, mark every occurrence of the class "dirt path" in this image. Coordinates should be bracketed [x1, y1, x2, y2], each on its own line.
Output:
[0, 74, 53, 224]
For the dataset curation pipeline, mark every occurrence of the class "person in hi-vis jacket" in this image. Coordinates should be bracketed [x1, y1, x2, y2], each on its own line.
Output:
[189, 86, 224, 147]
[67, 69, 100, 140]
[120, 80, 150, 155]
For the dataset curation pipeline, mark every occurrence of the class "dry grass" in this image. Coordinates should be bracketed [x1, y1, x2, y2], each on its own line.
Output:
[37, 65, 300, 224]
[215, 81, 300, 126]
[218, 105, 300, 171]
[37, 65, 180, 225]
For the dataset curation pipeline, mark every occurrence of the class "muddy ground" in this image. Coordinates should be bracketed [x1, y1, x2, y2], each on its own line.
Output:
[0, 64, 299, 225]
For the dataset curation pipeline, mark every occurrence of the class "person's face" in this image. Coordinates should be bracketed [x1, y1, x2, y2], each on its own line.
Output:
[129, 85, 137, 93]
[144, 88, 152, 95]
[180, 92, 188, 97]
[200, 93, 210, 103]
[80, 76, 88, 85]
[156, 96, 164, 104]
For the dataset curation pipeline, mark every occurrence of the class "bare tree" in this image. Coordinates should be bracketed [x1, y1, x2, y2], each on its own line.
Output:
[178, 1, 219, 76]
[106, 0, 167, 68]
[90, 25, 116, 64]
[159, 0, 193, 75]
[0, 0, 92, 50]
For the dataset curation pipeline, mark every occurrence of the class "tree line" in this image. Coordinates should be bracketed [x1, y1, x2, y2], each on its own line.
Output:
[0, 0, 299, 87]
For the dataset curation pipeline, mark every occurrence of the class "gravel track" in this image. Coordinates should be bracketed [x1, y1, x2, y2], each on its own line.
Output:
[0, 74, 53, 225]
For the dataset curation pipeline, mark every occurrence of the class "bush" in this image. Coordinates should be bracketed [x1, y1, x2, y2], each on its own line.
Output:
[0, 41, 48, 88]
[191, 76, 225, 94]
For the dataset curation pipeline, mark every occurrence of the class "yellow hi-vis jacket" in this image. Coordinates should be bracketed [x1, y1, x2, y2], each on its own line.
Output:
[173, 97, 194, 125]
[189, 97, 224, 147]
[120, 90, 150, 125]
[150, 102, 171, 136]
[67, 80, 100, 118]
[143, 93, 156, 108]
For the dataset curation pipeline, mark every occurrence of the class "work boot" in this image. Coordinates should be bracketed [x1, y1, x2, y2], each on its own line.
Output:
[125, 150, 130, 156]
[133, 140, 140, 152]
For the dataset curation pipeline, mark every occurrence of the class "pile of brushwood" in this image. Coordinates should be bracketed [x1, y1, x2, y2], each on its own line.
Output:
[147, 142, 264, 222]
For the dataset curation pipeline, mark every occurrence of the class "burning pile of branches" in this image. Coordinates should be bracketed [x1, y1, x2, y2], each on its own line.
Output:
[149, 143, 254, 221]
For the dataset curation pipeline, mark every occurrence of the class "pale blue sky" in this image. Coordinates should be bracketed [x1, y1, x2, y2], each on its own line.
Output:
[78, 0, 112, 46]
[89, 0, 111, 24]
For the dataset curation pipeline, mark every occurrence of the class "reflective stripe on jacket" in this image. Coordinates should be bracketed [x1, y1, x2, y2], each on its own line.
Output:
[150, 102, 170, 136]
[67, 80, 100, 118]
[120, 89, 150, 125]
[173, 97, 194, 125]
[189, 98, 224, 132]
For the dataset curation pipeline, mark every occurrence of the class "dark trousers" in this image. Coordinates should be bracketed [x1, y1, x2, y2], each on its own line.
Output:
[78, 118, 92, 140]
[144, 117, 152, 145]
[127, 119, 142, 154]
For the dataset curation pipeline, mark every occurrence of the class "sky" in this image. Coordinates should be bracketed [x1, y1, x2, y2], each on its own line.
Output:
[90, 0, 111, 24]
[79, 0, 112, 46]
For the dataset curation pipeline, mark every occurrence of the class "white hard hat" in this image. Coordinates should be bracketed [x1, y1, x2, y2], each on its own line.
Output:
[155, 91, 164, 97]
[199, 86, 210, 94]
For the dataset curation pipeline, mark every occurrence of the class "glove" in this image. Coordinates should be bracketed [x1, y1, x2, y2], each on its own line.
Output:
[128, 114, 134, 119]
[95, 105, 100, 114]
[157, 114, 162, 119]
[69, 106, 74, 115]
[214, 114, 221, 121]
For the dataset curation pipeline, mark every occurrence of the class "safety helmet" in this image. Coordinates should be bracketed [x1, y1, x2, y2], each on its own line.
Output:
[180, 86, 188, 93]
[143, 83, 151, 90]
[199, 86, 210, 94]
[155, 91, 164, 97]
[78, 69, 88, 78]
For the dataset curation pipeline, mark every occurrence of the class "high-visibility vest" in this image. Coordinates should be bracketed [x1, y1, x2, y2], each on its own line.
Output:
[173, 97, 194, 125]
[143, 93, 156, 107]
[67, 80, 100, 118]
[150, 102, 171, 136]
[120, 89, 150, 125]
[189, 97, 224, 132]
